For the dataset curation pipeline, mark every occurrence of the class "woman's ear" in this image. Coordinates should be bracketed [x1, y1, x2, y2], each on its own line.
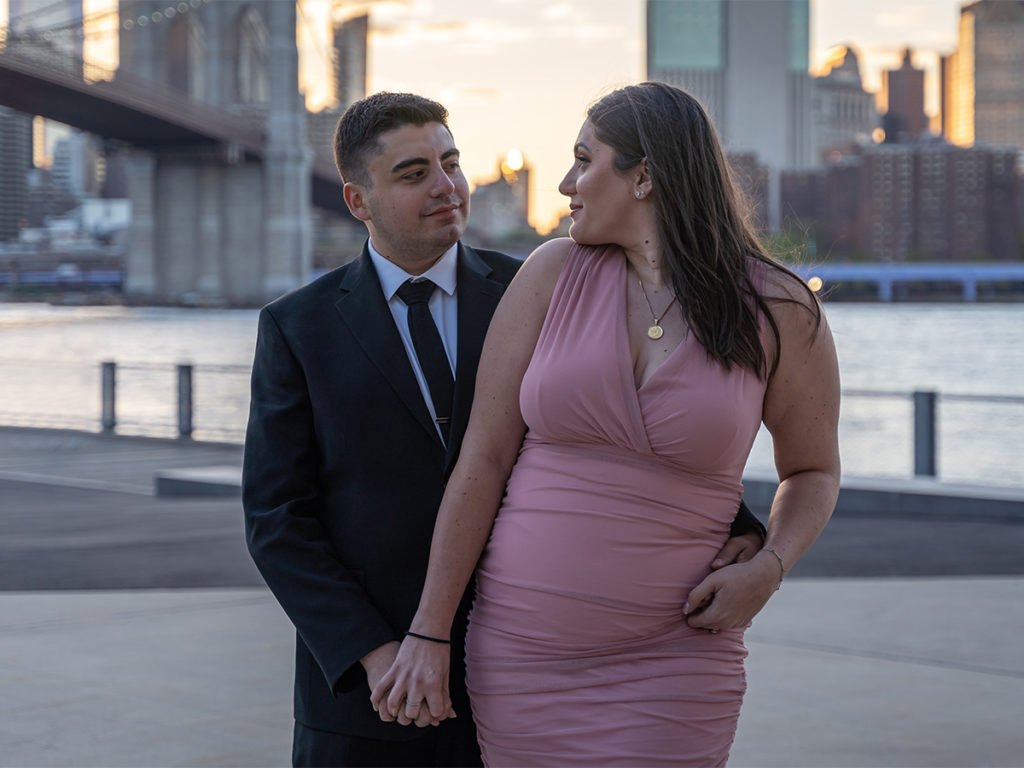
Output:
[634, 158, 652, 199]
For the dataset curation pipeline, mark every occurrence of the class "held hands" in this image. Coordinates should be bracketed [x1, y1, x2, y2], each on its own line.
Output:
[369, 634, 455, 727]
[361, 640, 401, 693]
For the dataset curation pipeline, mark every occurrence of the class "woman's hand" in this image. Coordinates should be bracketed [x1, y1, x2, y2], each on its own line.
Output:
[369, 635, 456, 727]
[684, 548, 783, 632]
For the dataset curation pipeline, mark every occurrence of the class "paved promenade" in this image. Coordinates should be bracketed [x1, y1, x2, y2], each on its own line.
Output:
[1, 426, 1022, 767]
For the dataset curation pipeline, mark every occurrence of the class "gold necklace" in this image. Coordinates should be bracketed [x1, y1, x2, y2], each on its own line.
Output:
[637, 279, 677, 340]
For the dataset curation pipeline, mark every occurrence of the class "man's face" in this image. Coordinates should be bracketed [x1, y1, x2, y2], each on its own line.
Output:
[344, 122, 470, 274]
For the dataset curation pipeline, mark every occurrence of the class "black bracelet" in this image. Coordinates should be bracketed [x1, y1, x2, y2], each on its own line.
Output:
[405, 630, 451, 645]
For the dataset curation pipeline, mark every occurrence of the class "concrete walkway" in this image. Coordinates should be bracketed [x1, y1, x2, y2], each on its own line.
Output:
[1, 427, 1022, 767]
[1, 581, 1022, 767]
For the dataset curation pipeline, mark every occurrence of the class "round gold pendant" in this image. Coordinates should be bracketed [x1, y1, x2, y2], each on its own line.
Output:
[647, 324, 664, 340]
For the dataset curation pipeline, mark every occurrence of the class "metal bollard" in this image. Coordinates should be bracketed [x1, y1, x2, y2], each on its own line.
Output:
[101, 361, 116, 433]
[177, 364, 193, 439]
[913, 390, 937, 477]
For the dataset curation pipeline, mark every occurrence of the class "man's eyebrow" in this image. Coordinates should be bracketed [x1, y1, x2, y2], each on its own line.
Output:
[391, 148, 460, 174]
[391, 156, 428, 174]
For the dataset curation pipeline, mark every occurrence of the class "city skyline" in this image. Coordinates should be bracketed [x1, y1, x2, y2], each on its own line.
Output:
[0, 0, 973, 230]
[337, 0, 966, 231]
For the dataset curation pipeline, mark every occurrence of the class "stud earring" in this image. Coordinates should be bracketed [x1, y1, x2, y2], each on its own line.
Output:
[635, 190, 643, 199]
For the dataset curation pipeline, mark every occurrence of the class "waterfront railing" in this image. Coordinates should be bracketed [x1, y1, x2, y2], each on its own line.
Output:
[97, 360, 253, 441]
[840, 389, 1024, 479]
[0, 360, 1021, 487]
[0, 359, 251, 443]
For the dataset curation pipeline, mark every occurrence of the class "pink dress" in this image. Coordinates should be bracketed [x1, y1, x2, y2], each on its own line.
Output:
[465, 243, 768, 766]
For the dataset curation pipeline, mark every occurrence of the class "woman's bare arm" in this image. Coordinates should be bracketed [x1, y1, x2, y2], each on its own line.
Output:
[370, 238, 571, 726]
[687, 276, 841, 630]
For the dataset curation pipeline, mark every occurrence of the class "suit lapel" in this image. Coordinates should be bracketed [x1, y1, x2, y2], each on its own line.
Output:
[334, 245, 444, 450]
[445, 243, 507, 471]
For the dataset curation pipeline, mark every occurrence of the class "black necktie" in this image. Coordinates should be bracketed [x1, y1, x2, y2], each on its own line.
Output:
[396, 279, 454, 444]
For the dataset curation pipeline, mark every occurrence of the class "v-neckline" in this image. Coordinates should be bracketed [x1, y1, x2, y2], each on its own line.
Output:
[617, 253, 689, 393]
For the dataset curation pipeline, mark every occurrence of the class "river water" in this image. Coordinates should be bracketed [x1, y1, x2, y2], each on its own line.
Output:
[0, 301, 1021, 488]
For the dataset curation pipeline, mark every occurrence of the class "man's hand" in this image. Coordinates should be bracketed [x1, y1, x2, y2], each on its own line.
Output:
[360, 641, 401, 702]
[710, 529, 762, 570]
[684, 549, 782, 632]
[369, 636, 455, 728]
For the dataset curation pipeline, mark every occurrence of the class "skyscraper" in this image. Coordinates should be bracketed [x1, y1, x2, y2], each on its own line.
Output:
[781, 141, 1019, 261]
[4, 0, 89, 233]
[811, 45, 879, 161]
[882, 49, 928, 142]
[942, 0, 1024, 149]
[307, 12, 369, 172]
[333, 13, 368, 110]
[0, 107, 33, 241]
[646, 0, 812, 227]
[7, 0, 84, 65]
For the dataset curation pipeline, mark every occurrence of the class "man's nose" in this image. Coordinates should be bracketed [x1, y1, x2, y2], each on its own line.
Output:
[431, 167, 456, 196]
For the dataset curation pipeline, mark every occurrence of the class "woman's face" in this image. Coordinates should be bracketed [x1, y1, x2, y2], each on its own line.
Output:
[558, 120, 637, 245]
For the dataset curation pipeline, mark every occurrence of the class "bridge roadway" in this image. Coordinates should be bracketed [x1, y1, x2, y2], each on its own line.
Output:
[0, 426, 1022, 766]
[791, 261, 1024, 301]
[0, 39, 346, 214]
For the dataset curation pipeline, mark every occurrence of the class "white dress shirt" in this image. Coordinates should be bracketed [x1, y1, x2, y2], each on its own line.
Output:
[368, 241, 459, 441]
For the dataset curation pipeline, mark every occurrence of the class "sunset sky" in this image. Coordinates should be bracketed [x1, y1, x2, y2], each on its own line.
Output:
[3, 0, 968, 231]
[309, 0, 965, 231]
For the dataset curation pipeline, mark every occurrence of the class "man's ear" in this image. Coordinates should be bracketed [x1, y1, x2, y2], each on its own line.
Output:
[343, 182, 372, 222]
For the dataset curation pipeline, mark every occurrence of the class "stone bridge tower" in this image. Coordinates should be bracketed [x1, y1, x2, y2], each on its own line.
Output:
[116, 0, 311, 305]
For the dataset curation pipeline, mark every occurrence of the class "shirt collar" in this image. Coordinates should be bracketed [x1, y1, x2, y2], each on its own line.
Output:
[368, 240, 459, 301]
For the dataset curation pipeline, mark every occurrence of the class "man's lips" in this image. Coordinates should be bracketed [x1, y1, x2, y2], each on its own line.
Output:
[426, 204, 461, 217]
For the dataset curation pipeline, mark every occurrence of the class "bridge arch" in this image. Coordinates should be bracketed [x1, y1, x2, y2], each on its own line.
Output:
[166, 11, 206, 101]
[235, 6, 269, 105]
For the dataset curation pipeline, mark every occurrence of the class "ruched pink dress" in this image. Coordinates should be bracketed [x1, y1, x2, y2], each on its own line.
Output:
[464, 242, 768, 767]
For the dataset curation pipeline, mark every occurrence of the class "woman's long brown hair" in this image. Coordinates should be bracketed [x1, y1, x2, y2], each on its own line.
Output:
[587, 82, 820, 379]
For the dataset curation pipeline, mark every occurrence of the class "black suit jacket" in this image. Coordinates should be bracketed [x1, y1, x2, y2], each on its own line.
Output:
[243, 241, 522, 740]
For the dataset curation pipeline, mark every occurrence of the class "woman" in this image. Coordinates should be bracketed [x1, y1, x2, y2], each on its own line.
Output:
[373, 82, 841, 766]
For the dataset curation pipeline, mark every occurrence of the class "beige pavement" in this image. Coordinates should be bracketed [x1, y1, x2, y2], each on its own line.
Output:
[1, 427, 1022, 767]
[0, 579, 1021, 767]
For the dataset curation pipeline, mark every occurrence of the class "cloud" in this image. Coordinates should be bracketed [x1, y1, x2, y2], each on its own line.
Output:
[367, 78, 499, 110]
[546, 23, 622, 42]
[542, 3, 573, 21]
[424, 20, 467, 32]
[372, 16, 532, 52]
[876, 5, 931, 28]
[455, 86, 500, 100]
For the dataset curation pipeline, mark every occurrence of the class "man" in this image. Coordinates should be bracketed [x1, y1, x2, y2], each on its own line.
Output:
[243, 92, 763, 767]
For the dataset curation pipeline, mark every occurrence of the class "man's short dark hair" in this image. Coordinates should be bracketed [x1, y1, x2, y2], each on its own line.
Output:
[333, 92, 450, 186]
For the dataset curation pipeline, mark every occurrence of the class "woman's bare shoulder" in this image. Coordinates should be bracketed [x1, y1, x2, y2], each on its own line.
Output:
[521, 237, 574, 275]
[503, 237, 574, 301]
[759, 260, 816, 307]
[756, 259, 826, 353]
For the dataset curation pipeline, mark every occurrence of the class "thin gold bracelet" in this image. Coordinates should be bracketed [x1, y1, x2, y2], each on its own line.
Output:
[764, 547, 786, 589]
